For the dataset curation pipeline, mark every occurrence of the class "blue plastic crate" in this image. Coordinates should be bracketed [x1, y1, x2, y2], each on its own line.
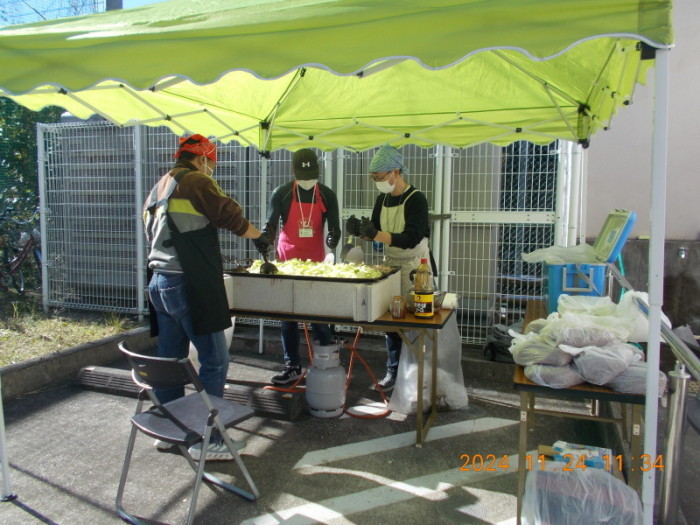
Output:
[547, 263, 606, 313]
[545, 209, 636, 313]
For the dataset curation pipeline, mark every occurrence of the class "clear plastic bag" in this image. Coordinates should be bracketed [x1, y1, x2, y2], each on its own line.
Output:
[521, 243, 597, 265]
[524, 363, 585, 389]
[616, 291, 672, 343]
[508, 330, 572, 367]
[557, 295, 618, 317]
[389, 314, 469, 414]
[522, 463, 643, 525]
[605, 361, 668, 396]
[524, 318, 549, 335]
[541, 312, 630, 348]
[568, 343, 636, 385]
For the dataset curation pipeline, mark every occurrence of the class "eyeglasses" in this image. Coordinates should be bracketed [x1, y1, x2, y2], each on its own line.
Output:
[370, 171, 393, 182]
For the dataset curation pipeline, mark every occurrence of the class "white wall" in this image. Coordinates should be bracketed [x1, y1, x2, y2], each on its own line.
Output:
[585, 0, 700, 240]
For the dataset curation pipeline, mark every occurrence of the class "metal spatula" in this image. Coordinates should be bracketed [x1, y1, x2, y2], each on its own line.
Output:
[339, 234, 356, 261]
[260, 251, 278, 274]
[341, 235, 364, 264]
[344, 244, 364, 264]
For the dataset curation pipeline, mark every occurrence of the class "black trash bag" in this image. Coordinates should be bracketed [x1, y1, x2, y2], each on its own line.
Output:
[483, 324, 515, 363]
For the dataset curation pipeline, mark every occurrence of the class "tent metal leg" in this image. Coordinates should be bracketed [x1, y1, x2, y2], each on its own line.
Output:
[0, 376, 17, 501]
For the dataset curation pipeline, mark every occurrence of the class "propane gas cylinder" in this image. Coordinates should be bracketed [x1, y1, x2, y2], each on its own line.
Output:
[305, 341, 346, 418]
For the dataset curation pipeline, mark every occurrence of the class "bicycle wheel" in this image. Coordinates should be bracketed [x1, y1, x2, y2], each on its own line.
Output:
[11, 269, 25, 294]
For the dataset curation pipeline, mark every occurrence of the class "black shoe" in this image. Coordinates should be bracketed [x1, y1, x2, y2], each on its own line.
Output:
[372, 373, 396, 392]
[271, 365, 302, 385]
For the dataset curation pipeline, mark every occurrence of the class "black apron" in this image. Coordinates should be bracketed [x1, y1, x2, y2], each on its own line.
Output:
[146, 169, 232, 336]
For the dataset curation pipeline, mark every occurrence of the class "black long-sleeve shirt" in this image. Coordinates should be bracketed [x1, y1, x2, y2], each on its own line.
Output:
[370, 185, 430, 249]
[263, 181, 340, 238]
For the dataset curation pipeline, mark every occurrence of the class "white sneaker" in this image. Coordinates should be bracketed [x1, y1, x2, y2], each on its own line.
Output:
[154, 439, 175, 450]
[188, 439, 246, 461]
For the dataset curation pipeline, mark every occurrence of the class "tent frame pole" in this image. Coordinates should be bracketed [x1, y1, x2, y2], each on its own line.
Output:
[258, 153, 269, 355]
[0, 375, 16, 501]
[642, 47, 670, 525]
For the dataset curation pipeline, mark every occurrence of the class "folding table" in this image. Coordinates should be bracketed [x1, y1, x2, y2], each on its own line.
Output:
[229, 307, 455, 447]
[513, 364, 645, 524]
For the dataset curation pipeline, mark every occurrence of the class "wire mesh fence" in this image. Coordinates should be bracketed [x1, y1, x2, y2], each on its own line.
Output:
[38, 121, 560, 344]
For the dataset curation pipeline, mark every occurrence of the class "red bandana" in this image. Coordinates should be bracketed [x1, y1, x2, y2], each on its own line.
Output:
[174, 134, 217, 163]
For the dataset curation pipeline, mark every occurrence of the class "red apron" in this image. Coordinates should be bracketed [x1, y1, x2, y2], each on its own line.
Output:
[277, 182, 326, 262]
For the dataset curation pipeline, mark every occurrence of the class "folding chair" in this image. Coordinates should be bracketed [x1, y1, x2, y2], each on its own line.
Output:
[116, 342, 259, 525]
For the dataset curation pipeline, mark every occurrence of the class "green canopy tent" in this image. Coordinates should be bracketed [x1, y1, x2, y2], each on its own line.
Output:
[0, 1, 675, 522]
[0, 0, 671, 153]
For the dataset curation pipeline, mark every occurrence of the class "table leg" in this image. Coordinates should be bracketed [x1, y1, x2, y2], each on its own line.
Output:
[415, 330, 425, 447]
[398, 328, 439, 447]
[428, 328, 438, 424]
[628, 403, 643, 492]
[418, 328, 439, 446]
[517, 391, 529, 525]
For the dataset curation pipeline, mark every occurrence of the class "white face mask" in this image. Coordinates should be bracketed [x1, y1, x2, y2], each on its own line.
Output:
[375, 175, 395, 194]
[297, 179, 317, 191]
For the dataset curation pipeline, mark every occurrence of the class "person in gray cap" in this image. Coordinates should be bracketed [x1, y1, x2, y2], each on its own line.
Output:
[262, 148, 341, 385]
[347, 144, 431, 392]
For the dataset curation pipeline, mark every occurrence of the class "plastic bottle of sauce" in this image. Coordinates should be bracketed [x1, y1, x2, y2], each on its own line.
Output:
[413, 258, 434, 318]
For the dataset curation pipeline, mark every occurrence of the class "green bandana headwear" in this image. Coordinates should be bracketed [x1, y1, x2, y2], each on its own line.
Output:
[369, 145, 406, 174]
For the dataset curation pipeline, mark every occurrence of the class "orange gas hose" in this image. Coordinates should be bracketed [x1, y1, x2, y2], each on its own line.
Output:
[342, 328, 391, 419]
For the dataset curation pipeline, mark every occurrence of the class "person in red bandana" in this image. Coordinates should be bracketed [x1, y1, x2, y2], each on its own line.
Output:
[143, 134, 271, 461]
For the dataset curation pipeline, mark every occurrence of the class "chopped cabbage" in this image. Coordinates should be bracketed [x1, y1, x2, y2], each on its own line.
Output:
[249, 258, 391, 279]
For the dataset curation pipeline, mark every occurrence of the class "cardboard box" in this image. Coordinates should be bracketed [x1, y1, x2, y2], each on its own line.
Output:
[225, 269, 401, 322]
[552, 440, 612, 472]
[540, 443, 624, 481]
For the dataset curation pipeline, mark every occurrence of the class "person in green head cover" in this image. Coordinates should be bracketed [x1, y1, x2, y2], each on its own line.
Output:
[347, 145, 431, 392]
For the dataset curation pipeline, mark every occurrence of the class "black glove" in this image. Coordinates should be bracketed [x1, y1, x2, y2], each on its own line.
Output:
[252, 233, 272, 255]
[345, 215, 360, 236]
[326, 230, 340, 249]
[359, 217, 378, 240]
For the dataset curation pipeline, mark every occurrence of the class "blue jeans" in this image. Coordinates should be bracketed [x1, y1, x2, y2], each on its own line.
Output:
[385, 332, 402, 376]
[148, 272, 230, 404]
[280, 321, 332, 367]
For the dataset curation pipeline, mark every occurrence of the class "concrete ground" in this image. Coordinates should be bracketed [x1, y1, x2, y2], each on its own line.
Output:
[0, 325, 696, 525]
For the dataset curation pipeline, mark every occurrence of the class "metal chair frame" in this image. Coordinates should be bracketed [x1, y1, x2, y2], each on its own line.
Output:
[116, 342, 259, 525]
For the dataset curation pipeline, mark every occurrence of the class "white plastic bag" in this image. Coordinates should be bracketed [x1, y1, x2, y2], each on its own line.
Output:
[557, 295, 618, 317]
[508, 330, 572, 367]
[389, 315, 469, 414]
[541, 312, 630, 347]
[524, 363, 585, 389]
[605, 361, 668, 396]
[568, 343, 636, 385]
[616, 291, 672, 343]
[522, 464, 643, 525]
[522, 243, 597, 265]
[524, 318, 549, 335]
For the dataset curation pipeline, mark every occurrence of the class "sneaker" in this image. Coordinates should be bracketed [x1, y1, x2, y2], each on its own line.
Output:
[188, 439, 246, 462]
[372, 373, 396, 392]
[271, 365, 302, 385]
[154, 439, 175, 450]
